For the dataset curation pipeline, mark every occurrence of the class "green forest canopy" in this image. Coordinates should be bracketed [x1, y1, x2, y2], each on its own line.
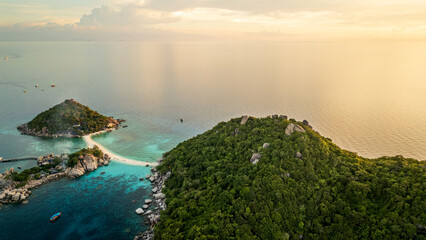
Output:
[26, 99, 112, 135]
[155, 116, 425, 240]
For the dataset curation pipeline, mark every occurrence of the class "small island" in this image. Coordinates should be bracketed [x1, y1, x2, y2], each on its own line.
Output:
[17, 99, 123, 138]
[0, 146, 110, 205]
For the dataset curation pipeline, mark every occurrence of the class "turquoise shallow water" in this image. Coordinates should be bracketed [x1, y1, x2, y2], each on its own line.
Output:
[0, 41, 426, 239]
[0, 161, 153, 240]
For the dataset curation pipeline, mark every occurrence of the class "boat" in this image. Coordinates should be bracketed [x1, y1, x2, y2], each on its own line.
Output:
[4, 57, 8, 60]
[50, 212, 61, 222]
[51, 84, 56, 87]
[0, 157, 2, 161]
[23, 90, 27, 93]
[35, 84, 39, 88]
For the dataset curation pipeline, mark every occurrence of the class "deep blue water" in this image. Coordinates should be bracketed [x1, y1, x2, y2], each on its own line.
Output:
[1, 41, 426, 240]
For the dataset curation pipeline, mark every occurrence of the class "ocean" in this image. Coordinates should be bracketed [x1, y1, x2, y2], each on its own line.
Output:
[0, 41, 425, 239]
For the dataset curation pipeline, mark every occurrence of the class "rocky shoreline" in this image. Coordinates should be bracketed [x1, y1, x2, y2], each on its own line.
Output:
[134, 157, 170, 240]
[0, 149, 110, 205]
[17, 119, 124, 138]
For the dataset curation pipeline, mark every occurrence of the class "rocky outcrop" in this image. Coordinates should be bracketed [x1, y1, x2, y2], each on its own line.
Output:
[285, 123, 306, 136]
[66, 154, 110, 179]
[0, 150, 110, 205]
[263, 143, 270, 149]
[250, 153, 261, 164]
[240, 115, 249, 125]
[134, 161, 172, 240]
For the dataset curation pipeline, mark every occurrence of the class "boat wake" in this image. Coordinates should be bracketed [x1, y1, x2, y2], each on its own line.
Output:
[82, 131, 158, 167]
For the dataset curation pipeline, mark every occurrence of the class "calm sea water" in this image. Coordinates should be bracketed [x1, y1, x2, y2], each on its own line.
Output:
[0, 41, 425, 239]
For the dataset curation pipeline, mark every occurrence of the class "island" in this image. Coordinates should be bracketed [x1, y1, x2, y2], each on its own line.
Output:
[0, 146, 110, 205]
[135, 115, 425, 240]
[17, 99, 123, 138]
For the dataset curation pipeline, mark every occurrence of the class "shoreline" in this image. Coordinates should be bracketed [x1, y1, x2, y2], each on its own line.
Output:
[83, 130, 158, 167]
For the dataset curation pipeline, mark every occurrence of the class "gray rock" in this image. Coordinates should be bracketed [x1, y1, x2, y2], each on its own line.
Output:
[145, 210, 153, 215]
[296, 152, 303, 159]
[154, 193, 166, 199]
[250, 153, 261, 164]
[145, 199, 152, 204]
[135, 208, 144, 215]
[152, 187, 158, 193]
[285, 123, 305, 136]
[143, 204, 149, 209]
[11, 193, 20, 202]
[262, 143, 270, 149]
[240, 115, 249, 125]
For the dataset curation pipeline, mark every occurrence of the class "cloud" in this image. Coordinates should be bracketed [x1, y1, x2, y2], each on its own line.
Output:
[1, 0, 426, 41]
[78, 4, 179, 28]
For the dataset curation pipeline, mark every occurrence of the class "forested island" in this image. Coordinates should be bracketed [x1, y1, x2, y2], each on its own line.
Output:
[0, 146, 110, 205]
[147, 116, 425, 239]
[17, 99, 122, 137]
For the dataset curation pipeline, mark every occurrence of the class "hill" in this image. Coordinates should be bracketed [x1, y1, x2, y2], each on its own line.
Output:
[153, 116, 425, 239]
[17, 99, 121, 137]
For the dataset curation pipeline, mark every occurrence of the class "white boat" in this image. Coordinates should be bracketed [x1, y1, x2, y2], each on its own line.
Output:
[0, 157, 3, 161]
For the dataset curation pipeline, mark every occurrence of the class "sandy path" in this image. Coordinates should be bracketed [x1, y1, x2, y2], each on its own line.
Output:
[82, 131, 158, 167]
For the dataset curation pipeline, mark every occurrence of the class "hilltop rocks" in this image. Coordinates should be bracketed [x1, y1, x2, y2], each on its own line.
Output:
[240, 115, 249, 125]
[296, 152, 303, 159]
[285, 123, 305, 136]
[154, 193, 166, 199]
[263, 143, 270, 149]
[250, 153, 261, 164]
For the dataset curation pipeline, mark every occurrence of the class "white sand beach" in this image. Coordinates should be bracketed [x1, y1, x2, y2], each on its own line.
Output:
[82, 131, 158, 167]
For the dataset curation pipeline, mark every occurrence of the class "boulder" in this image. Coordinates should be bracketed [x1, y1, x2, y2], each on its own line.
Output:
[285, 123, 305, 136]
[145, 210, 153, 215]
[234, 128, 240, 135]
[280, 115, 288, 120]
[240, 115, 249, 125]
[83, 155, 98, 171]
[145, 174, 151, 179]
[143, 204, 149, 209]
[0, 193, 5, 200]
[154, 193, 166, 199]
[302, 120, 309, 126]
[135, 208, 144, 215]
[11, 193, 21, 202]
[296, 152, 303, 159]
[149, 176, 155, 182]
[145, 199, 152, 204]
[250, 153, 261, 164]
[263, 143, 270, 149]
[152, 187, 158, 193]
[67, 168, 85, 179]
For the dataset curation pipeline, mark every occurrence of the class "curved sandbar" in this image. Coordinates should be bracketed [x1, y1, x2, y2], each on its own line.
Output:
[82, 131, 158, 167]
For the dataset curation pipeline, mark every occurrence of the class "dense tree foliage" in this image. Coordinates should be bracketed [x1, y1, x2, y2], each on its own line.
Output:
[67, 146, 104, 167]
[155, 117, 426, 239]
[26, 99, 112, 135]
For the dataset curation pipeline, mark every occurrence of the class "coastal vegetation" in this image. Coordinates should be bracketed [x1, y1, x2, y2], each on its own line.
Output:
[154, 116, 426, 239]
[17, 99, 120, 137]
[0, 146, 109, 204]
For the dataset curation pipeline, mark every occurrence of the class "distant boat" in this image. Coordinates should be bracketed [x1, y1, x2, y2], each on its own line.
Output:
[23, 90, 27, 93]
[51, 84, 56, 88]
[50, 212, 61, 222]
[35, 84, 39, 88]
[4, 57, 7, 60]
[0, 157, 2, 161]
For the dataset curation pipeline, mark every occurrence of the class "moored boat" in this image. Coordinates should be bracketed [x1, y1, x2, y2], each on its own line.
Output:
[50, 212, 61, 222]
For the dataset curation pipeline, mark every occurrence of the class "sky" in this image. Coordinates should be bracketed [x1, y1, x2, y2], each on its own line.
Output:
[0, 0, 425, 41]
